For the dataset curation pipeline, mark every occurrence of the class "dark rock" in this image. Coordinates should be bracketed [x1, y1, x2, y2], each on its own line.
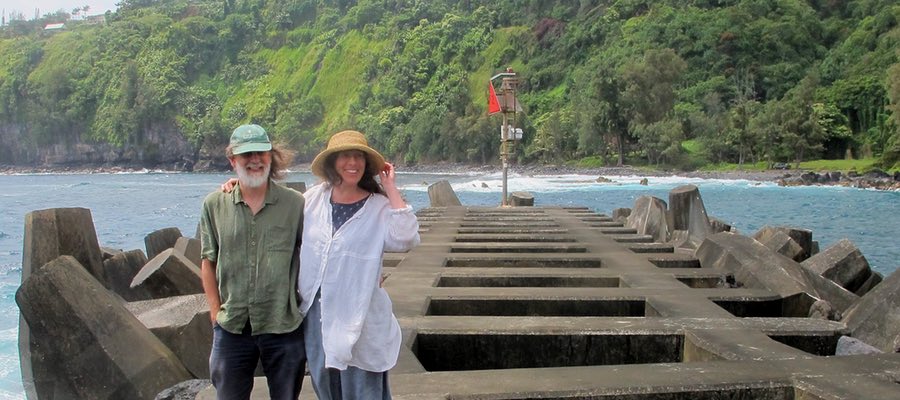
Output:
[639, 178, 649, 185]
[835, 336, 882, 356]
[863, 168, 889, 179]
[16, 256, 192, 399]
[709, 217, 732, 234]
[808, 299, 841, 321]
[595, 176, 612, 183]
[145, 227, 183, 260]
[800, 172, 819, 184]
[830, 171, 842, 182]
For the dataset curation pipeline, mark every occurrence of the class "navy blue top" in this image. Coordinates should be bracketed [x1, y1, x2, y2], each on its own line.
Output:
[331, 196, 368, 234]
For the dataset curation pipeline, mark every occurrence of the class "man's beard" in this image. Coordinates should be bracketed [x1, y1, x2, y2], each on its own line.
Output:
[237, 163, 270, 188]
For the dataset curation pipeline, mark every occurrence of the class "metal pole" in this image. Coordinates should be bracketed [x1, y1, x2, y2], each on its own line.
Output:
[501, 112, 508, 206]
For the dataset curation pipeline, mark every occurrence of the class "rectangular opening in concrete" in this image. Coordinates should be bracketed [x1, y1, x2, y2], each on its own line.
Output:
[492, 387, 795, 400]
[453, 236, 576, 243]
[450, 244, 587, 253]
[413, 333, 682, 371]
[445, 258, 602, 268]
[676, 275, 733, 288]
[711, 293, 812, 318]
[769, 333, 840, 356]
[426, 299, 645, 316]
[437, 276, 620, 288]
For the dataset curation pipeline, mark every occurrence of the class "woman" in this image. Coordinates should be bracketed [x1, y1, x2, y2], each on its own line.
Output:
[301, 129, 419, 399]
[227, 130, 419, 398]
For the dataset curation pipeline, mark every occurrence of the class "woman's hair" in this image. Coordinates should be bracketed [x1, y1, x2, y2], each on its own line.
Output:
[226, 143, 295, 181]
[322, 152, 386, 195]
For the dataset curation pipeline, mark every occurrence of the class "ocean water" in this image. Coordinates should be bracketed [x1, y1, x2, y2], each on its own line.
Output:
[0, 170, 898, 398]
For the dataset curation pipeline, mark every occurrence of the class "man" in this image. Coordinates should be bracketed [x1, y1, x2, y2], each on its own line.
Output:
[199, 124, 305, 400]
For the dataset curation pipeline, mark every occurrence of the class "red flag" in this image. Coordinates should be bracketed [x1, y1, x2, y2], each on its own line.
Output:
[487, 82, 501, 115]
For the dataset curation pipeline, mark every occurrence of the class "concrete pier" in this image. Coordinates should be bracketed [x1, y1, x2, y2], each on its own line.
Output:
[203, 205, 899, 399]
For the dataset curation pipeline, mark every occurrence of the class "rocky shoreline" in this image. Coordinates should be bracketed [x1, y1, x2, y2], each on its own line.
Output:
[2, 162, 899, 190]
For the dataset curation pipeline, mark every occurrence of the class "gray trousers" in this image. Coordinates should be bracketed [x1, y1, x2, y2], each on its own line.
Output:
[301, 290, 391, 400]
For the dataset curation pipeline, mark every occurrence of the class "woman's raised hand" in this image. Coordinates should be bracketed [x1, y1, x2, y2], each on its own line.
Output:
[220, 178, 239, 193]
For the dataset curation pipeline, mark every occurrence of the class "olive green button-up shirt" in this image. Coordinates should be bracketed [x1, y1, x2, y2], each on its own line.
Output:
[200, 181, 304, 335]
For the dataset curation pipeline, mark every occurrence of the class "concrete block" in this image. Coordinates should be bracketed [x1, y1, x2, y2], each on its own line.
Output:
[173, 237, 201, 269]
[842, 269, 900, 353]
[126, 294, 212, 378]
[854, 271, 883, 297]
[145, 227, 183, 260]
[427, 180, 462, 207]
[708, 217, 732, 234]
[20, 207, 107, 400]
[757, 230, 804, 261]
[16, 256, 192, 399]
[131, 249, 203, 299]
[104, 249, 153, 301]
[754, 226, 813, 261]
[23, 207, 105, 284]
[612, 208, 631, 223]
[283, 181, 306, 193]
[668, 184, 711, 233]
[508, 191, 534, 207]
[802, 239, 872, 294]
[626, 196, 669, 243]
[695, 232, 857, 314]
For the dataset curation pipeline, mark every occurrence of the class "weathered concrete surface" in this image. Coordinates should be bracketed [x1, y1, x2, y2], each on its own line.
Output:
[802, 238, 875, 295]
[756, 229, 805, 261]
[695, 232, 858, 314]
[754, 225, 814, 261]
[206, 205, 898, 400]
[20, 207, 107, 400]
[508, 191, 534, 207]
[667, 184, 711, 249]
[173, 237, 202, 269]
[16, 256, 192, 399]
[130, 249, 203, 299]
[427, 180, 462, 207]
[104, 249, 152, 301]
[626, 196, 669, 243]
[125, 294, 212, 378]
[841, 268, 900, 353]
[145, 227, 183, 260]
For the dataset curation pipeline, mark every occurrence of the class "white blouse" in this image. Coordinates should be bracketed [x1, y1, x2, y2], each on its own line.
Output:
[299, 182, 420, 371]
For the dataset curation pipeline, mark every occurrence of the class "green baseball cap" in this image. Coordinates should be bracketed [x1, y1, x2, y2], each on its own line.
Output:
[230, 124, 272, 155]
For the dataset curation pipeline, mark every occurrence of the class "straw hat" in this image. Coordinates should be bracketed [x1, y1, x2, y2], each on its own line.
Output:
[310, 130, 386, 178]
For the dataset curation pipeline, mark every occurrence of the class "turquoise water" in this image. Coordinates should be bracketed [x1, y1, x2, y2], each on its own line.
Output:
[0, 171, 898, 398]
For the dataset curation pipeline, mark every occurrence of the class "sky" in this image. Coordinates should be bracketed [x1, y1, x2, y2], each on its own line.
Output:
[4, 0, 119, 19]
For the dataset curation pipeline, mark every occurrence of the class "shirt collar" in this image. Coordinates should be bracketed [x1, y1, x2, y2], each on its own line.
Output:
[232, 180, 278, 205]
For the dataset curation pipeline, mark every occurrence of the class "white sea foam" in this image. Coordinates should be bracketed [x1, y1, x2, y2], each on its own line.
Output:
[403, 172, 778, 193]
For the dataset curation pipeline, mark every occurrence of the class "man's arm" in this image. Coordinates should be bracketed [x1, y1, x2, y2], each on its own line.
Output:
[201, 258, 221, 325]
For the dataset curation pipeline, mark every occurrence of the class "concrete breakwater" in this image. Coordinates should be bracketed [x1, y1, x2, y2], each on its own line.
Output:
[14, 183, 900, 399]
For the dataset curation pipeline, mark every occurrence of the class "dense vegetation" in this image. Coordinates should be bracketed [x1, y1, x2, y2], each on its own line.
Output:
[1, 0, 898, 170]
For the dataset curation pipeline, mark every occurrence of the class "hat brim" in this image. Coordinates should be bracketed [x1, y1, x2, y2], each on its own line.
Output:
[232, 142, 273, 155]
[310, 144, 386, 179]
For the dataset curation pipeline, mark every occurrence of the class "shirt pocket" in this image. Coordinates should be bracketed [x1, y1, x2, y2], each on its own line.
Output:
[265, 225, 295, 253]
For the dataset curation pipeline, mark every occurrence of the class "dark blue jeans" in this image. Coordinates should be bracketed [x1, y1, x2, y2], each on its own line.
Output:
[210, 322, 306, 400]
